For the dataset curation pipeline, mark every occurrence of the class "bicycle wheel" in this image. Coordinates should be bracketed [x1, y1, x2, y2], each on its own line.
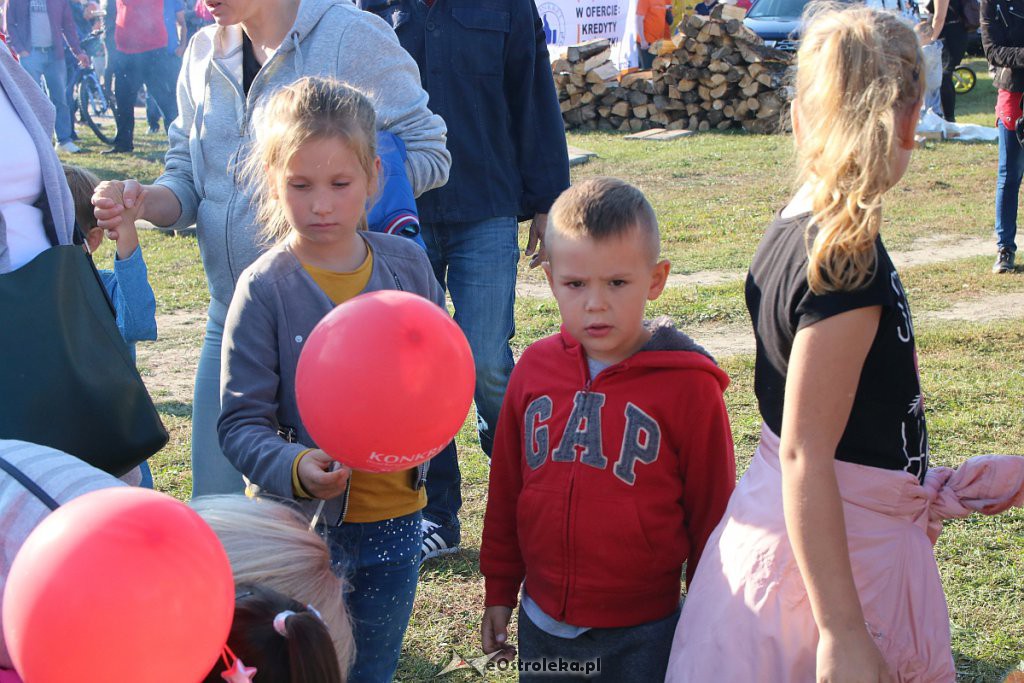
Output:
[78, 71, 117, 145]
[953, 66, 976, 95]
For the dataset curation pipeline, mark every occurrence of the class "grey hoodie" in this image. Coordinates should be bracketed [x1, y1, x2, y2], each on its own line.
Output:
[217, 231, 446, 526]
[154, 0, 450, 305]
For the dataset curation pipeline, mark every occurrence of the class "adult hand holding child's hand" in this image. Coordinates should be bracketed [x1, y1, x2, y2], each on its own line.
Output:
[298, 449, 351, 500]
[481, 605, 516, 663]
[92, 179, 146, 236]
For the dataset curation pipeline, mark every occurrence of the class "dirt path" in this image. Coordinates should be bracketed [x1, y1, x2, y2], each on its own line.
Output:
[140, 238, 1012, 399]
[515, 235, 994, 300]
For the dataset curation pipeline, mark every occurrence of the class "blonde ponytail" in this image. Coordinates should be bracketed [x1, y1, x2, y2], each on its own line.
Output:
[794, 5, 924, 293]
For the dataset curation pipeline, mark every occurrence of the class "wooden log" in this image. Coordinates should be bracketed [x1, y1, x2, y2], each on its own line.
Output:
[570, 73, 586, 87]
[723, 104, 735, 118]
[628, 118, 645, 131]
[611, 101, 630, 117]
[567, 39, 611, 62]
[581, 91, 595, 105]
[711, 98, 726, 111]
[552, 58, 572, 74]
[707, 109, 724, 125]
[559, 99, 575, 114]
[587, 61, 620, 83]
[621, 70, 654, 88]
[633, 105, 649, 119]
[698, 119, 711, 132]
[627, 90, 649, 106]
[689, 114, 700, 130]
[716, 119, 733, 130]
[591, 81, 609, 96]
[583, 48, 612, 72]
[710, 83, 728, 99]
[598, 105, 612, 117]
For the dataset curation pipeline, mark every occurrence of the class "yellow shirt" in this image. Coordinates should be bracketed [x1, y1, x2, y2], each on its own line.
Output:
[301, 249, 427, 523]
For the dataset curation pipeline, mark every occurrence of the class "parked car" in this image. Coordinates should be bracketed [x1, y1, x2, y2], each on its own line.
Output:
[742, 0, 809, 50]
[744, 0, 922, 50]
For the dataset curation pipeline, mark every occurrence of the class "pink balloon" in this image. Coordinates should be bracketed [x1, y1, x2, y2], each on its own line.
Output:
[3, 487, 234, 683]
[296, 290, 475, 472]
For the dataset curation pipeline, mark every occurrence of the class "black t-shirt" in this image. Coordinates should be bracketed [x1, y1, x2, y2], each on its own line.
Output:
[745, 212, 929, 481]
[241, 32, 262, 96]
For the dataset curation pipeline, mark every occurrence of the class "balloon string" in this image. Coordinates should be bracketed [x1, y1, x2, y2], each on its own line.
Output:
[308, 461, 340, 532]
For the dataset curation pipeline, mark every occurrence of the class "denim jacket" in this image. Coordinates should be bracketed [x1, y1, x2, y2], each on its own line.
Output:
[358, 0, 570, 224]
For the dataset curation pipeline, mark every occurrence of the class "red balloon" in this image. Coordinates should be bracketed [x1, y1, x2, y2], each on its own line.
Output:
[296, 290, 475, 472]
[3, 487, 234, 683]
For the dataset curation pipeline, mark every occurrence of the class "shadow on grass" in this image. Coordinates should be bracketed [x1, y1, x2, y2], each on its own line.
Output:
[420, 547, 481, 579]
[155, 400, 192, 418]
[954, 650, 1023, 682]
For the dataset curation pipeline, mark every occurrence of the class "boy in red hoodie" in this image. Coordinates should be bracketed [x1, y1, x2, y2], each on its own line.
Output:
[480, 177, 736, 681]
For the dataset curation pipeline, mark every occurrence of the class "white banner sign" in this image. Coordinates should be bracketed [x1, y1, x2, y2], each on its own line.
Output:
[537, 0, 640, 68]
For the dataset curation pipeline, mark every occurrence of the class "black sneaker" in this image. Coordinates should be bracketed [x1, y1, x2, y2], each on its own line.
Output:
[420, 518, 460, 565]
[101, 146, 133, 155]
[992, 247, 1015, 274]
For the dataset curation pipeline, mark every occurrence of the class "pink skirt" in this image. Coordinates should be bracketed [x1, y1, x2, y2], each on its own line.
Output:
[666, 424, 1024, 683]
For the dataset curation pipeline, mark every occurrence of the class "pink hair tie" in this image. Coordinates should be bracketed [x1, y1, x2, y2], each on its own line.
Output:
[273, 610, 296, 637]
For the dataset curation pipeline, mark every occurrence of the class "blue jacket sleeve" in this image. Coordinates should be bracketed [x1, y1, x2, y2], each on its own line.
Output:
[104, 247, 158, 345]
[367, 131, 425, 249]
[504, 0, 570, 216]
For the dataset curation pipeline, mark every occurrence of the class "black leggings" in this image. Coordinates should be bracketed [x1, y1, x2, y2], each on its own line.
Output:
[940, 21, 969, 122]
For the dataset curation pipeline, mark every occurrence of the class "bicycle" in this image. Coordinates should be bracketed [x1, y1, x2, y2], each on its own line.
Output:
[70, 28, 117, 144]
[953, 65, 977, 95]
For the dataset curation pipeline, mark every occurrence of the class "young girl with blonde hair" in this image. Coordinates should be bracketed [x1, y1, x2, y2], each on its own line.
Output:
[190, 495, 354, 677]
[665, 6, 1024, 682]
[216, 76, 446, 682]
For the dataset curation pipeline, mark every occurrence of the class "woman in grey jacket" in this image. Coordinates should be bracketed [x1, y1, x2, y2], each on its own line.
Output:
[92, 0, 450, 497]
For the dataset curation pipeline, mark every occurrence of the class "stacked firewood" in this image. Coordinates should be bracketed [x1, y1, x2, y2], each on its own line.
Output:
[552, 8, 794, 134]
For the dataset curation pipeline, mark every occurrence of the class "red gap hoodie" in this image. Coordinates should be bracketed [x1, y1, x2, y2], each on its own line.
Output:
[481, 318, 736, 629]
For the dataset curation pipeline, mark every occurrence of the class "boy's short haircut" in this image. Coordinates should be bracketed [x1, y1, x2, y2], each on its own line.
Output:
[548, 177, 660, 262]
[62, 164, 101, 232]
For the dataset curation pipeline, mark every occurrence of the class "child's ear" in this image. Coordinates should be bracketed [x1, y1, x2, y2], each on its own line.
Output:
[542, 260, 554, 291]
[647, 259, 671, 301]
[790, 99, 803, 145]
[897, 100, 922, 151]
[85, 226, 104, 252]
[369, 156, 382, 193]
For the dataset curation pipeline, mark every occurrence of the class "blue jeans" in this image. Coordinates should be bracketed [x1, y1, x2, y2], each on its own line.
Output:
[996, 120, 1023, 254]
[22, 47, 73, 144]
[327, 512, 421, 683]
[420, 217, 519, 529]
[190, 299, 245, 497]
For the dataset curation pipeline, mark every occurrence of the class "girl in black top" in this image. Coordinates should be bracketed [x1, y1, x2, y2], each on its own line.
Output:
[668, 7, 941, 683]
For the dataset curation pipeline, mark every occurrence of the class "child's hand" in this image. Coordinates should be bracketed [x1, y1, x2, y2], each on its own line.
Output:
[481, 606, 516, 663]
[92, 179, 145, 235]
[297, 450, 351, 500]
[816, 628, 894, 683]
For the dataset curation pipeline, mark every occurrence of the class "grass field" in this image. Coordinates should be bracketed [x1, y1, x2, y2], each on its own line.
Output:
[66, 60, 1023, 682]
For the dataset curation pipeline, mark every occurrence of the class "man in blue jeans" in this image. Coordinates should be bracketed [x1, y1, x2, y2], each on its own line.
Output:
[357, 0, 570, 563]
[7, 0, 91, 153]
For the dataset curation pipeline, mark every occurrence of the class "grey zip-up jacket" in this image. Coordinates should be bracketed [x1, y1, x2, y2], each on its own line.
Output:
[153, 0, 450, 306]
[218, 231, 445, 526]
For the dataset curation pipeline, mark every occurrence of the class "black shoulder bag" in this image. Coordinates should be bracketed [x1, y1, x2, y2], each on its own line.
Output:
[0, 193, 168, 476]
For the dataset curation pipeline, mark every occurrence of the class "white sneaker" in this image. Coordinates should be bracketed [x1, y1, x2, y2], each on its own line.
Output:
[420, 518, 460, 565]
[56, 141, 81, 154]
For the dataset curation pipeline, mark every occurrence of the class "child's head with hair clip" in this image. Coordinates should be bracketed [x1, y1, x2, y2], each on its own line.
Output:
[204, 584, 342, 683]
[191, 495, 353, 678]
[244, 76, 380, 247]
[792, 4, 925, 294]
